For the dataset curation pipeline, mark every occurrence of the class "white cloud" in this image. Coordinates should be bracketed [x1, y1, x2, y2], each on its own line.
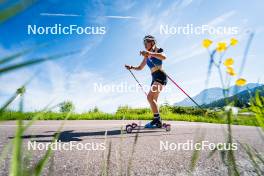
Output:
[166, 10, 241, 65]
[138, 0, 194, 35]
[0, 69, 33, 95]
[104, 15, 136, 19]
[208, 10, 236, 26]
[40, 13, 81, 17]
[0, 45, 11, 55]
[167, 43, 205, 65]
[179, 0, 193, 9]
[112, 0, 136, 12]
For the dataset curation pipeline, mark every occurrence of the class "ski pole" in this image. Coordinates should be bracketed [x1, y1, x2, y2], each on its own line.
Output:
[142, 53, 203, 109]
[166, 74, 202, 109]
[127, 69, 148, 96]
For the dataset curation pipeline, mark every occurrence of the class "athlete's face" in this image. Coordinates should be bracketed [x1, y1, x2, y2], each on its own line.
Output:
[144, 40, 154, 51]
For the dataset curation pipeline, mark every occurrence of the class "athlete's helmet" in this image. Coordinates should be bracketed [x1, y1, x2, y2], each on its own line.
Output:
[143, 35, 156, 45]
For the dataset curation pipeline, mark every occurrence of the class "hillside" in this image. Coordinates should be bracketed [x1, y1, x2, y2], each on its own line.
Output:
[174, 83, 262, 107]
[203, 85, 264, 108]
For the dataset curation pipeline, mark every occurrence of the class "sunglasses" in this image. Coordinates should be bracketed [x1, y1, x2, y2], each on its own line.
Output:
[144, 39, 153, 45]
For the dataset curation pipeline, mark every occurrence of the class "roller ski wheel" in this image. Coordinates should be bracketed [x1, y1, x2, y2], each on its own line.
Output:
[126, 125, 133, 133]
[162, 123, 171, 132]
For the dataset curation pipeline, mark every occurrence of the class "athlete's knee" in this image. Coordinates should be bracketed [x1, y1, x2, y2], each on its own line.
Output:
[147, 93, 153, 102]
[150, 84, 158, 92]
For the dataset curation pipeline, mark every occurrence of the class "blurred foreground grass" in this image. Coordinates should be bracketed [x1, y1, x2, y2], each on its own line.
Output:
[0, 110, 258, 127]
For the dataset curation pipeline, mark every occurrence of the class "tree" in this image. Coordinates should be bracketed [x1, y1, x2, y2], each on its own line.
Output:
[59, 101, 75, 113]
[93, 106, 99, 113]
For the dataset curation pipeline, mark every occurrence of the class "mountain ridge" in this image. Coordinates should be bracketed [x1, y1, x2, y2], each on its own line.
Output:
[203, 85, 264, 108]
[174, 83, 262, 107]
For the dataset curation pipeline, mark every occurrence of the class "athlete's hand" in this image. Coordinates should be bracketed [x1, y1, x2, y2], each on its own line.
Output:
[125, 65, 133, 70]
[140, 50, 150, 57]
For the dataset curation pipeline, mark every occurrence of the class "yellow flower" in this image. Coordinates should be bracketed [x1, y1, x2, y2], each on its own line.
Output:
[216, 42, 227, 52]
[226, 66, 236, 76]
[202, 39, 212, 48]
[236, 78, 247, 86]
[224, 58, 234, 67]
[230, 38, 238, 46]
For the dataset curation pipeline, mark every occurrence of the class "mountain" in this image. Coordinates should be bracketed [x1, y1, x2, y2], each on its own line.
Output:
[203, 85, 264, 108]
[174, 83, 262, 107]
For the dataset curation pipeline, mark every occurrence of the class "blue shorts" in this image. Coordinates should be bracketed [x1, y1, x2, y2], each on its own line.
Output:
[151, 70, 167, 86]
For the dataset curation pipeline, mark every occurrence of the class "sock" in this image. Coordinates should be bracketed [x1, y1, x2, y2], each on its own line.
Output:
[154, 113, 160, 119]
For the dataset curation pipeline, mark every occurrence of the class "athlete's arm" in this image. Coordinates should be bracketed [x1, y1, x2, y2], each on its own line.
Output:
[148, 52, 166, 60]
[133, 57, 147, 70]
[140, 50, 166, 60]
[125, 58, 146, 71]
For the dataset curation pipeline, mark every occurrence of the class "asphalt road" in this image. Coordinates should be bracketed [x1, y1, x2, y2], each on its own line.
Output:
[0, 120, 263, 176]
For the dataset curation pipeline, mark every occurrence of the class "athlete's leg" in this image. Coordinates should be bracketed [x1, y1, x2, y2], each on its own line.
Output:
[147, 81, 163, 113]
[145, 81, 164, 128]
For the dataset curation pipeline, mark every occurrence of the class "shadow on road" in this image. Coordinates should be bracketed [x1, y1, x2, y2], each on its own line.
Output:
[9, 129, 170, 142]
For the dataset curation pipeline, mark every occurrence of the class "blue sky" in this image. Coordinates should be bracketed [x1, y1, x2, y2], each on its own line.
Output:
[0, 0, 264, 112]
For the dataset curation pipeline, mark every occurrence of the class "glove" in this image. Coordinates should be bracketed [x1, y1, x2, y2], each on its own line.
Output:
[140, 50, 150, 57]
[125, 65, 133, 70]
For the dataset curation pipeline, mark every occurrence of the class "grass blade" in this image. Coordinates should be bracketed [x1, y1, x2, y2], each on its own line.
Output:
[0, 50, 78, 74]
[0, 0, 37, 24]
[10, 119, 23, 176]
[0, 93, 19, 114]
[127, 122, 140, 176]
[243, 144, 263, 176]
[0, 43, 50, 65]
[0, 72, 38, 115]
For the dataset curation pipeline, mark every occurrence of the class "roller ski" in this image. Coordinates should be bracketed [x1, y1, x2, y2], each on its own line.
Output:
[125, 121, 171, 133]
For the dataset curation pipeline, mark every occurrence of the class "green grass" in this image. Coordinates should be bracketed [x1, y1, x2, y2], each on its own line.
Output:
[0, 110, 259, 126]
